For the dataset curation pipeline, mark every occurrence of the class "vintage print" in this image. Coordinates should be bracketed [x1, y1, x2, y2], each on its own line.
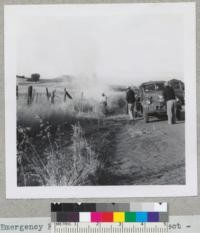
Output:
[5, 3, 197, 198]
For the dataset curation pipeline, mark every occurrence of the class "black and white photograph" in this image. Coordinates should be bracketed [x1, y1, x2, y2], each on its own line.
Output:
[5, 3, 197, 198]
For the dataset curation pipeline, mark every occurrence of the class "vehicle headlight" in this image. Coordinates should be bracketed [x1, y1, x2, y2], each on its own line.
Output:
[145, 99, 151, 104]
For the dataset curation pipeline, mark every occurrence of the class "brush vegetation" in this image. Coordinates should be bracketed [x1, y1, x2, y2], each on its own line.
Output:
[17, 82, 126, 186]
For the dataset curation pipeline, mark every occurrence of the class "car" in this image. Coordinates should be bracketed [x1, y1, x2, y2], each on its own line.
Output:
[139, 81, 166, 122]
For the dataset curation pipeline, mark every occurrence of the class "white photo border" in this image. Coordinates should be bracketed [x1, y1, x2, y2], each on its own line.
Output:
[5, 3, 197, 199]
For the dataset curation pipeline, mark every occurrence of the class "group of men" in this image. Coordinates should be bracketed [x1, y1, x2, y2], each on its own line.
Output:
[100, 81, 178, 125]
[126, 81, 177, 124]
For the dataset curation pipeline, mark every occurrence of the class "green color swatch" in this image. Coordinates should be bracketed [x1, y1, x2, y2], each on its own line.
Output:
[125, 212, 136, 222]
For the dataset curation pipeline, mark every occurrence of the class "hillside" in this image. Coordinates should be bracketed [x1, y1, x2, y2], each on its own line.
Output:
[16, 75, 74, 85]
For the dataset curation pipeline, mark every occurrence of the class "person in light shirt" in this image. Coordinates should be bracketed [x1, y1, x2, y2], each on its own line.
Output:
[100, 93, 108, 115]
[163, 81, 176, 124]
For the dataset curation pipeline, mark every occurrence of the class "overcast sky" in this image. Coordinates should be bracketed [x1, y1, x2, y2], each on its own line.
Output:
[9, 4, 187, 85]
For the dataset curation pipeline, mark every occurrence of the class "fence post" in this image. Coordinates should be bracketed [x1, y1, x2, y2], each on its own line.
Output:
[64, 88, 67, 102]
[51, 90, 56, 104]
[32, 89, 36, 103]
[81, 92, 84, 112]
[16, 85, 18, 99]
[64, 88, 72, 102]
[46, 88, 50, 101]
[27, 86, 33, 105]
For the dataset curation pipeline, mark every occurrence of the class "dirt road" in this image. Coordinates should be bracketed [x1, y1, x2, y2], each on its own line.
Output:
[97, 115, 185, 185]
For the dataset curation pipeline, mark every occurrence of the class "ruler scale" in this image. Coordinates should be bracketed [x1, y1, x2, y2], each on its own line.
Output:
[52, 223, 168, 233]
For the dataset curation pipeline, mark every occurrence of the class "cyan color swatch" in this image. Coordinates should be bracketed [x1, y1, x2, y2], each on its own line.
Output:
[136, 212, 147, 222]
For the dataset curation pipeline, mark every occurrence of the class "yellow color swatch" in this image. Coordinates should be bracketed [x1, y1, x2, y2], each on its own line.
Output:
[113, 212, 125, 222]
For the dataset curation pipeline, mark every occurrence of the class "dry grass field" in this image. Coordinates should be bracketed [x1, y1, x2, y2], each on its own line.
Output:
[17, 77, 127, 186]
[17, 77, 185, 186]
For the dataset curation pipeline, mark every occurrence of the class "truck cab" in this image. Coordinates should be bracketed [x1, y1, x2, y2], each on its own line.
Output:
[139, 81, 166, 122]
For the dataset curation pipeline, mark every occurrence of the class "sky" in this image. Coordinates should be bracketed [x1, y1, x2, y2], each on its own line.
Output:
[10, 4, 186, 85]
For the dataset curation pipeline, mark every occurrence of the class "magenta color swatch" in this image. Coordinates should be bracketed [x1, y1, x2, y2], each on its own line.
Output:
[91, 212, 102, 222]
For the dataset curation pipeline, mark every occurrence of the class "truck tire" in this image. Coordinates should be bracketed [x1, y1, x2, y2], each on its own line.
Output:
[140, 105, 143, 114]
[144, 110, 148, 123]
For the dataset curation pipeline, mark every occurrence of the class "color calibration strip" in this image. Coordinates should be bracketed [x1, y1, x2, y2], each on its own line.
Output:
[51, 211, 168, 223]
[51, 203, 168, 223]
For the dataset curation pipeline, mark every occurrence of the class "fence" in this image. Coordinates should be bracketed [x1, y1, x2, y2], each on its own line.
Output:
[16, 85, 102, 116]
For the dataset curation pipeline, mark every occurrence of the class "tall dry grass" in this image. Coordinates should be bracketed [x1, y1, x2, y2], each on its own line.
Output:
[17, 118, 99, 186]
[17, 86, 126, 186]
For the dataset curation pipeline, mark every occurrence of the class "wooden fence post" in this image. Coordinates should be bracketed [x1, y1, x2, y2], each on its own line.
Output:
[27, 86, 33, 105]
[16, 85, 18, 99]
[32, 89, 36, 102]
[80, 92, 84, 112]
[64, 88, 72, 102]
[64, 88, 67, 102]
[51, 90, 56, 104]
[46, 88, 50, 101]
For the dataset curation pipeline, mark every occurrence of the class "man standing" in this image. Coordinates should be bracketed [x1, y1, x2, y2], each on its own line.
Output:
[100, 93, 108, 115]
[126, 87, 135, 121]
[163, 81, 176, 124]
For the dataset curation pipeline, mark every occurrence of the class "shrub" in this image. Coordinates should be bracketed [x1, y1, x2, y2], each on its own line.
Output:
[30, 73, 40, 82]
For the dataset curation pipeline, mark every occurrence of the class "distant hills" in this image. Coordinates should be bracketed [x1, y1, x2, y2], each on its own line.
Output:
[16, 74, 128, 92]
[16, 74, 74, 85]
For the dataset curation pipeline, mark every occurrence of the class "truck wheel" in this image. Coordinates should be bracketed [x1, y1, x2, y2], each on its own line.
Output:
[140, 105, 143, 114]
[144, 111, 148, 123]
